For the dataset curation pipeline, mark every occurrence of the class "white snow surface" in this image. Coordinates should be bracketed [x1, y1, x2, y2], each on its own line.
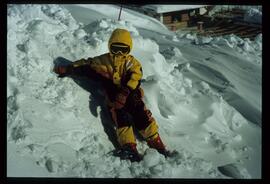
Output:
[142, 5, 207, 14]
[7, 4, 261, 178]
[63, 4, 171, 36]
[208, 5, 262, 25]
[244, 8, 262, 24]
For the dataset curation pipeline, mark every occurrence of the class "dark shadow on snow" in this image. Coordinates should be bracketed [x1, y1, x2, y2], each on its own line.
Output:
[53, 57, 120, 149]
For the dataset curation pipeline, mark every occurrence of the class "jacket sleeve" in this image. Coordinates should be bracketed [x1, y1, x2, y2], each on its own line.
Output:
[70, 57, 111, 82]
[126, 58, 143, 90]
[69, 58, 93, 77]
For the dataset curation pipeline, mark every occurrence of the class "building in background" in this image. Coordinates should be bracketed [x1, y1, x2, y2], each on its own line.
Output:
[123, 5, 261, 40]
[141, 5, 211, 31]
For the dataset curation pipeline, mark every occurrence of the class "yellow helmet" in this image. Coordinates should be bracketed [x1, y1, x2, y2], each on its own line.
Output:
[108, 28, 133, 54]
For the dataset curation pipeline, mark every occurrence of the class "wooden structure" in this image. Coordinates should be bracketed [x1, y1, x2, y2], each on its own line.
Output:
[161, 7, 209, 31]
[123, 5, 261, 39]
[141, 5, 210, 31]
[162, 10, 190, 30]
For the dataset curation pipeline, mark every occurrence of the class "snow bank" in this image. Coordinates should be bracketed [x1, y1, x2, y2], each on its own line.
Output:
[174, 31, 261, 127]
[7, 4, 261, 178]
[7, 4, 221, 178]
[68, 4, 171, 35]
[7, 4, 107, 176]
[244, 8, 262, 24]
[178, 32, 262, 57]
[142, 5, 207, 14]
[208, 6, 261, 24]
[208, 5, 262, 20]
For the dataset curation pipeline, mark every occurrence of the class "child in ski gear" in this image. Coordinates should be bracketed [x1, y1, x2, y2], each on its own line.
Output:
[54, 28, 171, 161]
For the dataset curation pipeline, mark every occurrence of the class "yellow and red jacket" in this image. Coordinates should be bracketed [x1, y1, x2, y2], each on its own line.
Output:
[71, 28, 143, 93]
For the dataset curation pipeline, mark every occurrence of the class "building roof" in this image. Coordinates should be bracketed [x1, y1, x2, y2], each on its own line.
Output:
[142, 5, 208, 14]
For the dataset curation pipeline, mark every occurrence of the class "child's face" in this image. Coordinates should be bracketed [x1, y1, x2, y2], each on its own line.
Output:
[110, 43, 130, 56]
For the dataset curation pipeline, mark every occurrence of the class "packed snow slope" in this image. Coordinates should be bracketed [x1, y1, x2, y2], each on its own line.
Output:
[7, 4, 261, 178]
[142, 5, 207, 14]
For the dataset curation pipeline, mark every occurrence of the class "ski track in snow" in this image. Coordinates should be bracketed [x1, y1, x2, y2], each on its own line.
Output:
[7, 4, 261, 178]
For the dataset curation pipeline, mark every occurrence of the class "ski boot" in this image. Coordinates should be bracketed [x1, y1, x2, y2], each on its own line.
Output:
[113, 143, 143, 162]
[147, 134, 178, 158]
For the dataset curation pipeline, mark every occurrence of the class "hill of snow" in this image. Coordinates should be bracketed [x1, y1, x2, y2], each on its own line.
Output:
[142, 5, 207, 14]
[7, 4, 261, 178]
[244, 8, 262, 24]
[208, 5, 262, 25]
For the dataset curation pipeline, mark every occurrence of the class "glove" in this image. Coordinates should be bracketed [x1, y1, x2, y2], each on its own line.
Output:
[53, 65, 73, 77]
[114, 87, 130, 109]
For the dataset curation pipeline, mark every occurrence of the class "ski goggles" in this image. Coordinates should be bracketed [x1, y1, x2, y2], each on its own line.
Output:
[110, 44, 130, 55]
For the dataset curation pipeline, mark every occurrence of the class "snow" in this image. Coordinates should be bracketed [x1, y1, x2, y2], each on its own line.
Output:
[208, 5, 262, 25]
[244, 8, 262, 24]
[63, 4, 171, 36]
[7, 4, 261, 178]
[142, 5, 207, 14]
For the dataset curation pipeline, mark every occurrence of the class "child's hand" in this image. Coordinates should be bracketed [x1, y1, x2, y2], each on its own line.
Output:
[53, 65, 72, 76]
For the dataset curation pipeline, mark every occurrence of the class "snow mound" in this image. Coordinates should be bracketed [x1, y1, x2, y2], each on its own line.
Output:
[218, 163, 251, 179]
[68, 4, 171, 35]
[7, 4, 261, 178]
[7, 4, 221, 178]
[244, 8, 262, 24]
[183, 34, 262, 57]
[177, 29, 262, 59]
